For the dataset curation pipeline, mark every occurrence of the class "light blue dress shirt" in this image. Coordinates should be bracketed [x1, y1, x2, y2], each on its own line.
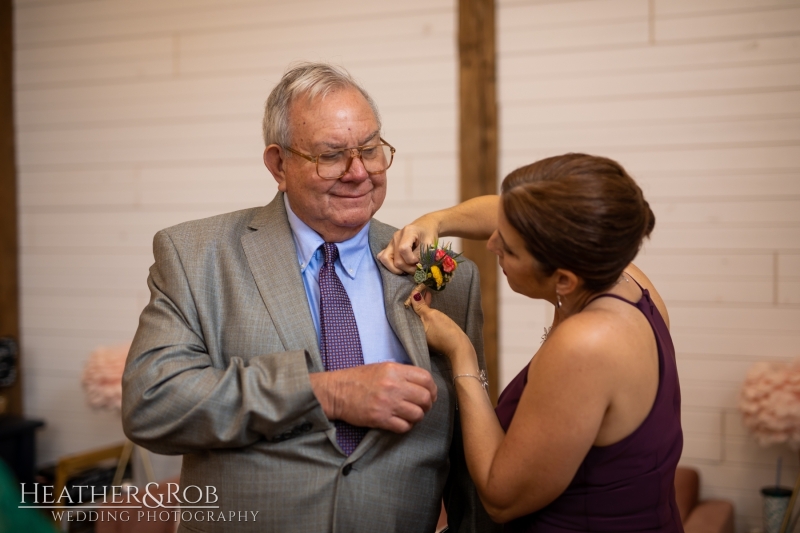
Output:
[284, 196, 411, 366]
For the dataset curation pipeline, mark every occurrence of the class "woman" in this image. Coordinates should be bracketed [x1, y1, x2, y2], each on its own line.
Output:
[379, 154, 683, 532]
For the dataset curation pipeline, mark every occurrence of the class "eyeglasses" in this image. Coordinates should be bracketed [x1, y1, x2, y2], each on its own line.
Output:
[284, 138, 396, 180]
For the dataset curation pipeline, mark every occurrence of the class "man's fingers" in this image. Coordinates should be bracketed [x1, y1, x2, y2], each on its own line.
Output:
[393, 401, 427, 425]
[399, 363, 438, 401]
[327, 363, 439, 431]
[384, 416, 414, 434]
[391, 368, 436, 411]
[399, 383, 435, 413]
[383, 399, 434, 433]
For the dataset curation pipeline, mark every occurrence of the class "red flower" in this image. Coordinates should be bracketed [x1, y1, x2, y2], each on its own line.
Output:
[441, 255, 457, 273]
[434, 249, 446, 261]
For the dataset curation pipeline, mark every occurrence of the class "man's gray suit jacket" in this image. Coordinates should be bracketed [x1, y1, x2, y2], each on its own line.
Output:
[122, 192, 500, 533]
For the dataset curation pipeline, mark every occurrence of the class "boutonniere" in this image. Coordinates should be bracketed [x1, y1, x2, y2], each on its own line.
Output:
[404, 240, 463, 307]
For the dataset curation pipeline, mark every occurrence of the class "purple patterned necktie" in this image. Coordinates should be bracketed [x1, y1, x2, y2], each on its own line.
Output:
[319, 242, 368, 455]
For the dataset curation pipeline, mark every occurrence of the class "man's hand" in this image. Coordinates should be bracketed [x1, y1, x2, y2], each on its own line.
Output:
[309, 363, 438, 433]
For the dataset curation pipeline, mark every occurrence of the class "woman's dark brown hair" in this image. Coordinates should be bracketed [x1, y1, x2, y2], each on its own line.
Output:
[501, 153, 655, 292]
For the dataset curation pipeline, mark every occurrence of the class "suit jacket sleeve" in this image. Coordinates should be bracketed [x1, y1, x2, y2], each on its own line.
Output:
[121, 230, 329, 455]
[444, 262, 503, 533]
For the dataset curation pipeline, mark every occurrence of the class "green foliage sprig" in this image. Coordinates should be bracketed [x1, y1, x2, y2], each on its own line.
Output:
[413, 240, 463, 291]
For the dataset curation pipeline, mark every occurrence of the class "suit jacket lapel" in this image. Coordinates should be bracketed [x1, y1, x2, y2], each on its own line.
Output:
[240, 192, 324, 373]
[369, 224, 431, 371]
[346, 227, 432, 462]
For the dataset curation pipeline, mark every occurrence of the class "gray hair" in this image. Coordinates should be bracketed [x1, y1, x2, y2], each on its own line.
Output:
[262, 62, 382, 147]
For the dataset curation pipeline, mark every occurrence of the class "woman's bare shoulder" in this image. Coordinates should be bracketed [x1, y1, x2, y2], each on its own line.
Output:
[624, 263, 670, 329]
[538, 310, 627, 374]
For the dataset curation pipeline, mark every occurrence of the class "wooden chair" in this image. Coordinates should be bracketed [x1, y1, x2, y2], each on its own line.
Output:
[55, 440, 155, 501]
[54, 442, 127, 508]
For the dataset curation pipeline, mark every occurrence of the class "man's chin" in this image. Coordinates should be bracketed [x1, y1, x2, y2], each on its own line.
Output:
[332, 213, 374, 229]
[333, 198, 380, 217]
[330, 204, 380, 227]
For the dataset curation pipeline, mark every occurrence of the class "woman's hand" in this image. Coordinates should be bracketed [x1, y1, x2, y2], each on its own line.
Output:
[378, 214, 441, 275]
[408, 287, 478, 369]
[378, 197, 499, 275]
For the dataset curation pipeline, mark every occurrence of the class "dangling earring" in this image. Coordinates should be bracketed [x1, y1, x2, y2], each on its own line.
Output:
[556, 293, 562, 308]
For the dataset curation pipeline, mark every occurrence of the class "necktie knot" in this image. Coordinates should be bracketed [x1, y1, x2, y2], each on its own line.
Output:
[322, 242, 339, 265]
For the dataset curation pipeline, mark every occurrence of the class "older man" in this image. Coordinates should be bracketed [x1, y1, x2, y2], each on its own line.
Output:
[122, 63, 497, 533]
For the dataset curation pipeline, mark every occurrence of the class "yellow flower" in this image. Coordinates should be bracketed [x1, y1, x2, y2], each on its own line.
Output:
[431, 265, 443, 288]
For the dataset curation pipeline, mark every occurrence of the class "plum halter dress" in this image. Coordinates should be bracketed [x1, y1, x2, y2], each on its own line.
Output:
[494, 280, 684, 533]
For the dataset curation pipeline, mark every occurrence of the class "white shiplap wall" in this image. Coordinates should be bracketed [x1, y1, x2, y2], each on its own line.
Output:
[496, 0, 800, 531]
[14, 0, 460, 477]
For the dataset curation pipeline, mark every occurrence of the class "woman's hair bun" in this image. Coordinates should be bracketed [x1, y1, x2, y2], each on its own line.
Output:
[501, 153, 654, 292]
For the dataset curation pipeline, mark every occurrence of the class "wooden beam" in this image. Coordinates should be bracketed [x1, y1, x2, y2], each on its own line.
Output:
[459, 0, 499, 403]
[0, 0, 21, 416]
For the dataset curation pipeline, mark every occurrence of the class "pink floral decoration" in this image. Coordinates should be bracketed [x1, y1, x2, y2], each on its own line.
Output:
[739, 360, 800, 449]
[81, 343, 130, 411]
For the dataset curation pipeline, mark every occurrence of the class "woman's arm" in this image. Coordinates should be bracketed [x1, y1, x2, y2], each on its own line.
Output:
[409, 288, 618, 523]
[436, 194, 500, 239]
[378, 195, 499, 274]
[471, 317, 614, 521]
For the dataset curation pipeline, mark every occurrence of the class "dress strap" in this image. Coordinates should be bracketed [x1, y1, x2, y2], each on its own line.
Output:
[585, 293, 639, 308]
[625, 271, 644, 290]
[584, 272, 647, 309]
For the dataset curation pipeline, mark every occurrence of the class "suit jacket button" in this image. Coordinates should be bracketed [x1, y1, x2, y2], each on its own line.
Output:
[342, 464, 353, 476]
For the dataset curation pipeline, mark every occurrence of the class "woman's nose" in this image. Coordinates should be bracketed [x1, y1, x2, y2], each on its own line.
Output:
[486, 231, 501, 256]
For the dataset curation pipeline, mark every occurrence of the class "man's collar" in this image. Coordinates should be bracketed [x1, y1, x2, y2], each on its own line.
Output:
[283, 194, 371, 280]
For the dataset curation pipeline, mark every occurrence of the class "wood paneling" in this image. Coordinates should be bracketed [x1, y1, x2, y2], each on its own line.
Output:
[0, 0, 21, 416]
[459, 0, 499, 402]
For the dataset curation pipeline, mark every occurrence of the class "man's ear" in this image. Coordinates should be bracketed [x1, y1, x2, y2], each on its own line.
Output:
[264, 144, 288, 192]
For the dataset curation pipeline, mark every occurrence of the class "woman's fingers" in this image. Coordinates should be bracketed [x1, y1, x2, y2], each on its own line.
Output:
[377, 245, 405, 274]
[409, 287, 475, 362]
[410, 288, 449, 352]
[409, 288, 433, 319]
[379, 229, 420, 275]
[393, 226, 423, 274]
[379, 222, 440, 276]
[396, 233, 421, 270]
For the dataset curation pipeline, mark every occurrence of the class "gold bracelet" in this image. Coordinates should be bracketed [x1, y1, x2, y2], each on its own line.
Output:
[453, 370, 488, 393]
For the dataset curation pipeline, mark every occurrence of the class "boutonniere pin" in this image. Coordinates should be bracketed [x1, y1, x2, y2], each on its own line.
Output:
[404, 240, 463, 307]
